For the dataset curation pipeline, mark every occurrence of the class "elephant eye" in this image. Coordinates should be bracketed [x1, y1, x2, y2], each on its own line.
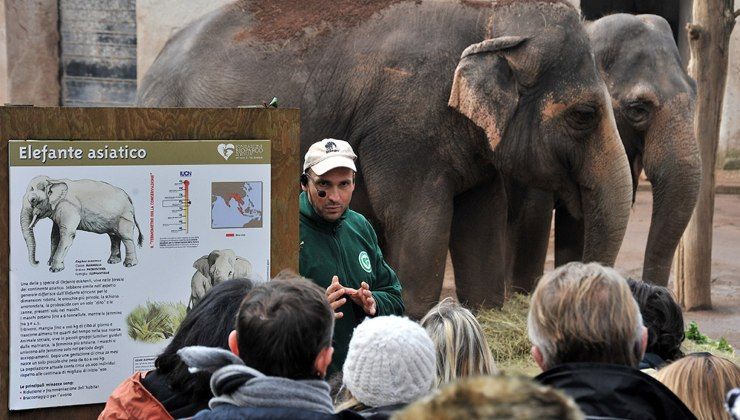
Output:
[566, 103, 599, 131]
[624, 101, 651, 124]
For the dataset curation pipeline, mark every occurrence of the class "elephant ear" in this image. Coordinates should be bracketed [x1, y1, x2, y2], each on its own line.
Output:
[46, 182, 69, 211]
[234, 257, 253, 278]
[193, 255, 210, 278]
[448, 35, 530, 150]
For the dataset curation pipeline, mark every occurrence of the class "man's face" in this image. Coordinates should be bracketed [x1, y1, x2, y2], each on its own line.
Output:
[302, 167, 355, 222]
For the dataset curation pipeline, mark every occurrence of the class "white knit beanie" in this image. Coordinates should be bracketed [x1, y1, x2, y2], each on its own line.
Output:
[342, 315, 436, 408]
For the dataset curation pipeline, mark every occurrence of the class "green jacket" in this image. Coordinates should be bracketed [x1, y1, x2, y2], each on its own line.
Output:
[298, 191, 405, 375]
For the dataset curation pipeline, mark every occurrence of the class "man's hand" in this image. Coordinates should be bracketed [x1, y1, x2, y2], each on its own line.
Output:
[326, 276, 347, 319]
[346, 281, 376, 316]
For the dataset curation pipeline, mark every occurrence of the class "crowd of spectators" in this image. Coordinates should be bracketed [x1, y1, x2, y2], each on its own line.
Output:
[100, 263, 739, 420]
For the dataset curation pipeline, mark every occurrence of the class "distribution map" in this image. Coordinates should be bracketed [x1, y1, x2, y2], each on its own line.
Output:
[211, 181, 263, 228]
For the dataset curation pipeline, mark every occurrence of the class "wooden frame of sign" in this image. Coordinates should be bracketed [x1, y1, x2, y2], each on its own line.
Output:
[0, 106, 300, 419]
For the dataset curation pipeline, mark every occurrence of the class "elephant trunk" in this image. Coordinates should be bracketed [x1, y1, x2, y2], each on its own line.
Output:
[580, 113, 633, 265]
[20, 196, 39, 266]
[641, 100, 701, 285]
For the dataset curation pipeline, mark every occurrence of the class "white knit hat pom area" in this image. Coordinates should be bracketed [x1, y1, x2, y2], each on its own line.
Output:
[342, 315, 436, 408]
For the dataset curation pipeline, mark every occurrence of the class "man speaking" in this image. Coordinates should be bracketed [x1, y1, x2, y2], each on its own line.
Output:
[299, 138, 405, 374]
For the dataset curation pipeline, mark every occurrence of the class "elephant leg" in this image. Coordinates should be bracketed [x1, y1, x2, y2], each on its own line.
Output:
[118, 218, 138, 267]
[506, 184, 554, 293]
[374, 178, 454, 319]
[50, 221, 79, 272]
[48, 223, 60, 266]
[189, 271, 211, 310]
[450, 175, 508, 309]
[108, 234, 122, 264]
[554, 204, 584, 267]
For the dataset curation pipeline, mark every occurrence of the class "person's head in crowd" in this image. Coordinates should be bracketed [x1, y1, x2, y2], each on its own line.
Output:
[420, 297, 497, 386]
[393, 375, 584, 420]
[152, 278, 253, 412]
[727, 388, 740, 420]
[627, 278, 685, 366]
[338, 315, 435, 414]
[228, 271, 335, 379]
[656, 353, 740, 420]
[528, 262, 647, 370]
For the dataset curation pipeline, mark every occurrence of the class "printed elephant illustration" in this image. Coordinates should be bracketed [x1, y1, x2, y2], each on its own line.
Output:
[20, 175, 143, 272]
[189, 249, 263, 309]
[139, 0, 633, 317]
[508, 14, 702, 290]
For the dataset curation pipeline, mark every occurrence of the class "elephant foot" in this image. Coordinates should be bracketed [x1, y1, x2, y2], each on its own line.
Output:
[47, 258, 52, 266]
[123, 259, 138, 267]
[108, 255, 122, 264]
[49, 263, 65, 272]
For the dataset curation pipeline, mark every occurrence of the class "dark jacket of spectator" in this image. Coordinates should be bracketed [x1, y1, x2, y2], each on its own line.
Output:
[536, 363, 696, 420]
[193, 404, 362, 420]
[180, 346, 362, 420]
[356, 403, 407, 419]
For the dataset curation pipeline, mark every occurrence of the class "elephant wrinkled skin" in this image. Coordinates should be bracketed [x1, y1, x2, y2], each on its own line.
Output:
[20, 175, 143, 272]
[139, 0, 632, 317]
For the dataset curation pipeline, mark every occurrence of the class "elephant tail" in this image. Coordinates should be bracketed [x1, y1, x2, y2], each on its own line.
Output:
[128, 195, 144, 247]
[134, 216, 143, 247]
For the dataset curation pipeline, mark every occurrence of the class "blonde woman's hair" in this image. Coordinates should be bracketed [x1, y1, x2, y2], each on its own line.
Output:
[528, 262, 644, 369]
[393, 374, 584, 420]
[656, 353, 740, 420]
[420, 298, 496, 386]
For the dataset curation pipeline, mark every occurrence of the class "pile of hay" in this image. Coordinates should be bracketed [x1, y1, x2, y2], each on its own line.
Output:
[476, 294, 538, 376]
[475, 294, 737, 376]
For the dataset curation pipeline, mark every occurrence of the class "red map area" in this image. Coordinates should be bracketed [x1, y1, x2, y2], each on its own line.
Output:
[225, 193, 249, 216]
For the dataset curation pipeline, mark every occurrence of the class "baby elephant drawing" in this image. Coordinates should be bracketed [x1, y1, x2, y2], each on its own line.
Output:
[189, 249, 257, 309]
[20, 175, 143, 272]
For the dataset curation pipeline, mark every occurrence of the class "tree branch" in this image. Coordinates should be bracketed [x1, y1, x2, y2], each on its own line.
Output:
[734, 9, 739, 19]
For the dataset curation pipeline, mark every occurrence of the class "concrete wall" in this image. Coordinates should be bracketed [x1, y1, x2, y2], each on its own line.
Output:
[719, 0, 740, 167]
[0, 2, 7, 104]
[0, 0, 60, 105]
[136, 0, 232, 86]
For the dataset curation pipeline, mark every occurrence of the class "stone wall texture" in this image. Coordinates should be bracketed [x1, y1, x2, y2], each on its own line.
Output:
[719, 0, 740, 166]
[1, 0, 60, 105]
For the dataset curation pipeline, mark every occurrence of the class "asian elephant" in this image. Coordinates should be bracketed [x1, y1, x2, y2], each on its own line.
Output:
[508, 14, 701, 290]
[139, 0, 632, 317]
[189, 249, 260, 309]
[20, 175, 143, 272]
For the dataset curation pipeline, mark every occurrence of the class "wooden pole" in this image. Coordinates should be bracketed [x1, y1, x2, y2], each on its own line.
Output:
[675, 0, 737, 310]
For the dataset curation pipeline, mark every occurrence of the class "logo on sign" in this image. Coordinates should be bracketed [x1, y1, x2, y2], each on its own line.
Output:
[217, 143, 235, 160]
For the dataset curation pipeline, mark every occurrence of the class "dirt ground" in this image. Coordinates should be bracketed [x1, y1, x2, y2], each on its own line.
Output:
[442, 180, 740, 348]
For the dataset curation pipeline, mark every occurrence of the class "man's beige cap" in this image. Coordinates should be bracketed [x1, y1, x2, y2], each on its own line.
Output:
[303, 138, 357, 175]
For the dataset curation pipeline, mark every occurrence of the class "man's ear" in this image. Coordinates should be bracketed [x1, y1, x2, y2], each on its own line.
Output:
[313, 346, 334, 378]
[228, 330, 240, 357]
[531, 346, 547, 371]
[639, 325, 648, 358]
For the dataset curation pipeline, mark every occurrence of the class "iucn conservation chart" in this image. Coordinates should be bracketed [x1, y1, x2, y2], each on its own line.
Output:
[7, 139, 271, 410]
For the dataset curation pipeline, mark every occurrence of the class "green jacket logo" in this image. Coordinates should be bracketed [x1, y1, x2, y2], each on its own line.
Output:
[359, 251, 372, 273]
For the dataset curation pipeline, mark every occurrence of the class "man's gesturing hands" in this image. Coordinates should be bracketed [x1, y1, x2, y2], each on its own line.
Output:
[325, 276, 377, 319]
